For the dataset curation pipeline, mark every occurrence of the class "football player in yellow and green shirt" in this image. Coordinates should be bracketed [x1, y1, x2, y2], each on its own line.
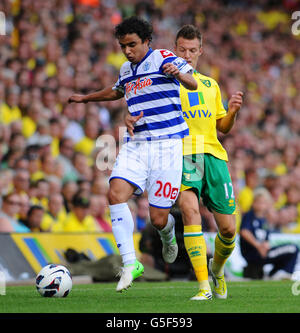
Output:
[124, 25, 243, 301]
[175, 25, 243, 300]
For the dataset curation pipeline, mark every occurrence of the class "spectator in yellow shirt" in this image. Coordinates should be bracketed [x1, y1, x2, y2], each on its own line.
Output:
[12, 168, 30, 196]
[61, 181, 79, 213]
[21, 102, 43, 139]
[25, 205, 45, 232]
[72, 152, 93, 181]
[41, 193, 67, 232]
[49, 117, 61, 157]
[0, 87, 22, 124]
[30, 179, 49, 210]
[74, 116, 101, 166]
[62, 191, 98, 232]
[237, 168, 259, 214]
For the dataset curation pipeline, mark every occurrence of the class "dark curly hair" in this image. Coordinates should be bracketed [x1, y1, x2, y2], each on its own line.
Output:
[114, 16, 153, 44]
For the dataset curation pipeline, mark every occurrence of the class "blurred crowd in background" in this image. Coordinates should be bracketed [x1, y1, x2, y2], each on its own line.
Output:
[0, 0, 299, 235]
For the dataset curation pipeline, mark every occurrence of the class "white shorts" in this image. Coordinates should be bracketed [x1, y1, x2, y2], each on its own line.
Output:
[109, 139, 183, 208]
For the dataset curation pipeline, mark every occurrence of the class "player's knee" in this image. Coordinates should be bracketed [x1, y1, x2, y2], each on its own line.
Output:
[178, 192, 201, 226]
[219, 224, 236, 238]
[108, 188, 123, 205]
[219, 219, 236, 239]
[181, 206, 199, 225]
[150, 211, 168, 230]
[151, 216, 165, 230]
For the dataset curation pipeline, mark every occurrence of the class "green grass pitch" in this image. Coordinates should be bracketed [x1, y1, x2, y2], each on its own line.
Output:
[0, 280, 299, 314]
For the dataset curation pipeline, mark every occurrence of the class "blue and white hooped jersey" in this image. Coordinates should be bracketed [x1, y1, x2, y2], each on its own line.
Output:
[113, 48, 193, 142]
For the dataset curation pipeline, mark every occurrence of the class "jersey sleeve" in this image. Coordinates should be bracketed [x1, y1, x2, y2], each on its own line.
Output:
[215, 83, 227, 120]
[112, 74, 125, 95]
[157, 49, 193, 75]
[171, 56, 193, 74]
[112, 62, 130, 95]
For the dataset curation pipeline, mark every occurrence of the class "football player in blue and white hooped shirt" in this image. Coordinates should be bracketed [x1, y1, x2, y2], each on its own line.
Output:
[69, 16, 197, 292]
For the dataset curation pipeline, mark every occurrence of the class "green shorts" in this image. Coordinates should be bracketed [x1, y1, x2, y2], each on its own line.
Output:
[181, 153, 236, 214]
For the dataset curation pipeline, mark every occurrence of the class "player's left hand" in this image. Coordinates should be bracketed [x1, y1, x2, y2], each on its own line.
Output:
[228, 91, 243, 114]
[162, 63, 180, 77]
[124, 111, 144, 137]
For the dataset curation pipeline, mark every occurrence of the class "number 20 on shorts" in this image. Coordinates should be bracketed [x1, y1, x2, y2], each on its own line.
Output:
[155, 180, 179, 200]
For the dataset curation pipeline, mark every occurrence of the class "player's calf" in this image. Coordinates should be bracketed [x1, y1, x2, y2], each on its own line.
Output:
[150, 209, 178, 264]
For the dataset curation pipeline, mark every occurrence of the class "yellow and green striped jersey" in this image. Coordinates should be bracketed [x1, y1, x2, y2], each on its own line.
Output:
[181, 71, 228, 161]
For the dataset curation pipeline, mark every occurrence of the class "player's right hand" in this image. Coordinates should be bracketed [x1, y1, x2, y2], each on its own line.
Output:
[68, 94, 86, 103]
[124, 111, 143, 137]
[162, 63, 180, 77]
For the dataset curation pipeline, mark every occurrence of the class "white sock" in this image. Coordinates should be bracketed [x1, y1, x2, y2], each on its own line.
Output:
[157, 214, 175, 244]
[109, 203, 136, 266]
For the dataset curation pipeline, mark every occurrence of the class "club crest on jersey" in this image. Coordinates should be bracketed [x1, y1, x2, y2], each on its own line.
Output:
[183, 173, 191, 181]
[125, 77, 153, 96]
[200, 79, 211, 87]
[143, 61, 151, 72]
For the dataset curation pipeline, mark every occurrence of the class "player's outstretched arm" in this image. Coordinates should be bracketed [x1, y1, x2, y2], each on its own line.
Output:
[162, 63, 197, 90]
[68, 86, 124, 104]
[217, 91, 243, 134]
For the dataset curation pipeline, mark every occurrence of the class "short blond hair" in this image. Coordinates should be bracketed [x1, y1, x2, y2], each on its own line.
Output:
[253, 187, 272, 202]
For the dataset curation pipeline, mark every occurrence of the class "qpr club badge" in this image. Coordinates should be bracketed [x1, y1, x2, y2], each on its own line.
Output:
[143, 61, 151, 72]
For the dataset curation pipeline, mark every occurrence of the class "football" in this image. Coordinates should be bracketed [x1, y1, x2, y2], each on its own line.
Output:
[36, 264, 72, 297]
